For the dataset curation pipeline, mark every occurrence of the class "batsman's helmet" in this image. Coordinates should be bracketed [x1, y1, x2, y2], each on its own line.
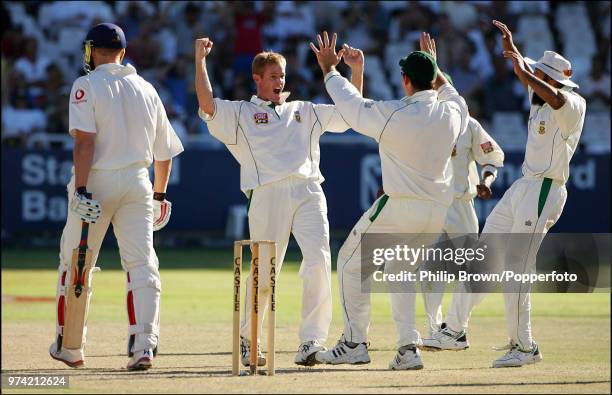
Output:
[82, 23, 126, 73]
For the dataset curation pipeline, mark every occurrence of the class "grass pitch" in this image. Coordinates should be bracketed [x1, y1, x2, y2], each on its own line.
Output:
[1, 248, 610, 393]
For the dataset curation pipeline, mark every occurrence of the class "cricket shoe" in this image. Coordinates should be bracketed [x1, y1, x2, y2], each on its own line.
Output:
[295, 340, 326, 366]
[492, 342, 542, 368]
[420, 323, 469, 351]
[389, 346, 424, 370]
[127, 348, 153, 370]
[315, 335, 370, 365]
[240, 336, 266, 367]
[49, 342, 85, 368]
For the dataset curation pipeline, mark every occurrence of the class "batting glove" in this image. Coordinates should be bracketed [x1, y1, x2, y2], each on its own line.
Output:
[70, 189, 101, 224]
[153, 195, 172, 231]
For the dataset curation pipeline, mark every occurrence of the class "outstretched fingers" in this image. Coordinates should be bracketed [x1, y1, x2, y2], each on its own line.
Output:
[309, 42, 320, 55]
[317, 34, 324, 49]
[323, 31, 330, 47]
[493, 20, 510, 37]
[331, 32, 338, 50]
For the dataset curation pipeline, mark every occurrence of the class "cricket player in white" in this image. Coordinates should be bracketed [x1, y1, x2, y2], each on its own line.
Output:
[423, 20, 586, 368]
[312, 32, 469, 370]
[194, 36, 363, 366]
[421, 112, 504, 337]
[49, 23, 183, 370]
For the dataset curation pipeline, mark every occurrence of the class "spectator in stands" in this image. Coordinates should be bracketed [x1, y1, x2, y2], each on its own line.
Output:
[173, 3, 210, 58]
[578, 54, 611, 112]
[338, 4, 376, 54]
[1, 89, 47, 146]
[119, 1, 148, 42]
[45, 89, 70, 148]
[1, 23, 24, 61]
[483, 57, 523, 119]
[13, 37, 50, 98]
[441, 1, 478, 32]
[0, 0, 608, 149]
[230, 1, 267, 77]
[160, 58, 189, 113]
[447, 42, 482, 99]
[127, 19, 161, 79]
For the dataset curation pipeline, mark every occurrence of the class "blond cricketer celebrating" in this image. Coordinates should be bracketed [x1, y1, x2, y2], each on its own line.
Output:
[311, 32, 468, 370]
[423, 20, 586, 369]
[194, 36, 363, 366]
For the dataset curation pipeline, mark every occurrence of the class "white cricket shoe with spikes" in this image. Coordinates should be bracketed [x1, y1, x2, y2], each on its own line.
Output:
[127, 348, 153, 371]
[315, 335, 370, 365]
[49, 342, 84, 368]
[389, 346, 424, 370]
[492, 342, 542, 368]
[421, 323, 469, 351]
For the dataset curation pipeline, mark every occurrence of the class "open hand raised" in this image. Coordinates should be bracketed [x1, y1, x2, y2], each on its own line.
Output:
[310, 31, 345, 74]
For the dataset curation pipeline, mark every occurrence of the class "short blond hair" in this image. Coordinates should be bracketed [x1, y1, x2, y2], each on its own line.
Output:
[252, 51, 286, 76]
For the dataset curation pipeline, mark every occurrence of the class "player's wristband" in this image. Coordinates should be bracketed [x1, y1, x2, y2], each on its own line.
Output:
[76, 186, 88, 195]
[153, 192, 166, 201]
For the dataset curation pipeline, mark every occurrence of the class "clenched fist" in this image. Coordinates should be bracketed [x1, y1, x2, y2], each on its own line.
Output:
[195, 38, 213, 60]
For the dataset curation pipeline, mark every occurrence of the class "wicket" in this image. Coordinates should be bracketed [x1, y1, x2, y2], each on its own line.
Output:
[232, 240, 277, 376]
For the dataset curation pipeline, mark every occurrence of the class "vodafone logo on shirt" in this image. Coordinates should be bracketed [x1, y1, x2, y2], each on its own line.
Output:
[72, 89, 87, 104]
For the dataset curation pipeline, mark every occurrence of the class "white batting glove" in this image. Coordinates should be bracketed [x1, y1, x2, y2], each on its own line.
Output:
[153, 198, 172, 231]
[70, 190, 101, 224]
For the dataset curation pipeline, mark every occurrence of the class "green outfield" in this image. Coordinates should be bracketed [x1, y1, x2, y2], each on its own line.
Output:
[1, 248, 610, 394]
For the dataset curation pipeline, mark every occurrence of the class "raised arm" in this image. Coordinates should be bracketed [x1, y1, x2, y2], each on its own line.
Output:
[418, 32, 450, 90]
[195, 38, 215, 116]
[492, 20, 534, 90]
[419, 32, 469, 131]
[310, 31, 398, 140]
[503, 51, 567, 110]
[342, 43, 364, 95]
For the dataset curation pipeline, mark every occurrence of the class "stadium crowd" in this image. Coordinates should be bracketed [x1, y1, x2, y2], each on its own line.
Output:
[1, 1, 610, 152]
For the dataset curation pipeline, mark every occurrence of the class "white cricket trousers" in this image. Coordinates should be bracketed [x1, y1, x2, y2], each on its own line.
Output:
[240, 176, 332, 343]
[421, 198, 479, 335]
[54, 165, 161, 354]
[445, 177, 566, 349]
[338, 194, 447, 347]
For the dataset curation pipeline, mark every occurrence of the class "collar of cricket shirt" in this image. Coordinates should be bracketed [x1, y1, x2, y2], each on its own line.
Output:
[400, 89, 437, 104]
[94, 62, 137, 76]
[250, 92, 291, 107]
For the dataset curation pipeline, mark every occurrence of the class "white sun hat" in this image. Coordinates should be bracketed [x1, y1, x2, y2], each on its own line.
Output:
[524, 51, 579, 88]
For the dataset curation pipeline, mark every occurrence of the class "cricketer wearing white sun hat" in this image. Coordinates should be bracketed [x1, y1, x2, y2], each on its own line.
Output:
[524, 50, 579, 88]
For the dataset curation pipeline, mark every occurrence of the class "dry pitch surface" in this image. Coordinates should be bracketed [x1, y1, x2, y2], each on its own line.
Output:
[1, 266, 610, 394]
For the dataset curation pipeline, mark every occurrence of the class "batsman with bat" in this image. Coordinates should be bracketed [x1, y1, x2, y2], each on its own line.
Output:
[49, 23, 183, 370]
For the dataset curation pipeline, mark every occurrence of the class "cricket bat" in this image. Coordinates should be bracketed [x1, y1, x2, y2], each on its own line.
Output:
[60, 201, 95, 351]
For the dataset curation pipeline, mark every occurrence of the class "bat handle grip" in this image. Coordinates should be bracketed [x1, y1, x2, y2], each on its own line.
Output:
[79, 192, 92, 245]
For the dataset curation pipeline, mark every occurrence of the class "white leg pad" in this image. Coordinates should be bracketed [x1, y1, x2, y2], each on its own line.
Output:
[126, 264, 161, 354]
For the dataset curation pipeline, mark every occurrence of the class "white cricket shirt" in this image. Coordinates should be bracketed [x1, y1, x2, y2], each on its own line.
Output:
[522, 86, 586, 183]
[69, 63, 184, 169]
[199, 94, 348, 192]
[324, 70, 469, 207]
[452, 117, 504, 200]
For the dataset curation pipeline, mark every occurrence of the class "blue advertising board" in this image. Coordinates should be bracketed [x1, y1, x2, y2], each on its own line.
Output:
[2, 147, 610, 235]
